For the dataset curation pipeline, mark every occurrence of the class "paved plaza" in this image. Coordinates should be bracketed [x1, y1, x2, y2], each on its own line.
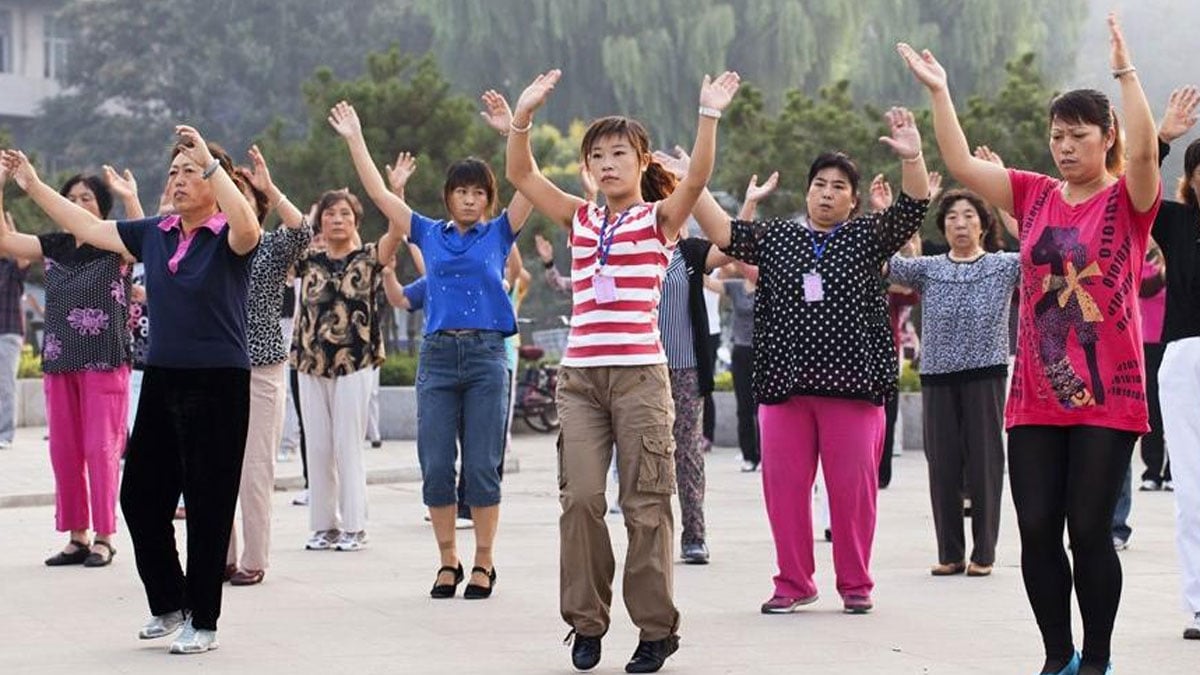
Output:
[0, 426, 1195, 674]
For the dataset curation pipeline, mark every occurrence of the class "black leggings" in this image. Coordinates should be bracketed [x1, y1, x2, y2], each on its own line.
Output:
[1008, 425, 1135, 670]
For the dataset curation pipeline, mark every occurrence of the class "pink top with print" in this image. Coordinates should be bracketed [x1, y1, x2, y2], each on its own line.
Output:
[1006, 170, 1161, 433]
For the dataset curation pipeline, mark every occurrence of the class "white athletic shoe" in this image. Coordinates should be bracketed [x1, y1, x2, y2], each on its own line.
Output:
[169, 618, 219, 654]
[455, 517, 475, 530]
[1112, 537, 1129, 551]
[305, 529, 340, 550]
[1185, 613, 1200, 640]
[291, 489, 309, 506]
[334, 530, 368, 551]
[138, 610, 187, 639]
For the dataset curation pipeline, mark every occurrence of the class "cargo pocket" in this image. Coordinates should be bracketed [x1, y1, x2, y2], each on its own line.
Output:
[556, 433, 567, 491]
[636, 429, 676, 495]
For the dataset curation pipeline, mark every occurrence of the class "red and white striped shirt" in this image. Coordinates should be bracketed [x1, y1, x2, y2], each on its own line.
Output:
[562, 201, 674, 368]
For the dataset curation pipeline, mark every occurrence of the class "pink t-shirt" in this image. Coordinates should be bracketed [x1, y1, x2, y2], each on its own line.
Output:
[1139, 259, 1165, 344]
[1006, 170, 1161, 433]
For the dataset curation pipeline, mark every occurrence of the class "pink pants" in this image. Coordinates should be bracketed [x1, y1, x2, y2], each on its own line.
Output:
[45, 367, 130, 535]
[759, 395, 884, 600]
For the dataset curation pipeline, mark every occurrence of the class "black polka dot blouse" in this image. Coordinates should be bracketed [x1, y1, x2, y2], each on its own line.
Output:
[723, 192, 929, 406]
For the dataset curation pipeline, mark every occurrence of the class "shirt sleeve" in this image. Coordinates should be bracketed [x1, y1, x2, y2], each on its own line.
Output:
[871, 192, 930, 262]
[493, 211, 516, 248]
[886, 255, 924, 290]
[404, 277, 427, 312]
[1007, 169, 1057, 237]
[36, 232, 75, 261]
[268, 220, 315, 271]
[408, 210, 437, 248]
[722, 220, 766, 265]
[1118, 175, 1162, 244]
[116, 217, 162, 262]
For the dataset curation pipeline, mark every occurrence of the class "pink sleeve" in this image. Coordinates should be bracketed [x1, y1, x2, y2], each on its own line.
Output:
[1118, 175, 1162, 245]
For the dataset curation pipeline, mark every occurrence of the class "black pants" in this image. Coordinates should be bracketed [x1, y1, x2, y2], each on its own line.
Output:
[702, 333, 719, 443]
[120, 366, 251, 631]
[730, 344, 759, 463]
[291, 367, 308, 489]
[1007, 425, 1135, 669]
[878, 394, 899, 487]
[1140, 342, 1170, 483]
[922, 376, 1006, 565]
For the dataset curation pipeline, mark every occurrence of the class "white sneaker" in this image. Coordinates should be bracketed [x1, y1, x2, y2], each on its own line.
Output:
[1113, 537, 1129, 551]
[0, 440, 12, 450]
[305, 529, 340, 550]
[291, 489, 309, 506]
[1164, 480, 1175, 492]
[138, 610, 187, 639]
[169, 618, 219, 654]
[1185, 613, 1200, 640]
[741, 460, 759, 472]
[334, 530, 368, 551]
[1138, 479, 1161, 491]
[454, 517, 474, 530]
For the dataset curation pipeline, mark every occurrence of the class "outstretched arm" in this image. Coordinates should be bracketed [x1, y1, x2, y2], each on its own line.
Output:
[381, 263, 410, 310]
[103, 165, 144, 219]
[238, 144, 305, 228]
[740, 171, 779, 220]
[175, 125, 260, 255]
[0, 210, 42, 263]
[1107, 13, 1159, 212]
[899, 43, 1012, 212]
[329, 101, 412, 237]
[1, 150, 130, 257]
[656, 71, 741, 241]
[505, 73, 587, 229]
[973, 146, 1020, 238]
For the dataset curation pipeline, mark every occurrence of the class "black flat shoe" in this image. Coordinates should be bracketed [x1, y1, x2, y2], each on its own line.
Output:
[83, 540, 115, 567]
[45, 540, 90, 566]
[625, 634, 679, 673]
[430, 563, 464, 599]
[564, 629, 602, 671]
[463, 565, 496, 599]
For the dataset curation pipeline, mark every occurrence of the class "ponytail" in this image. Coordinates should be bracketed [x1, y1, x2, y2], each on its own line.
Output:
[642, 161, 678, 202]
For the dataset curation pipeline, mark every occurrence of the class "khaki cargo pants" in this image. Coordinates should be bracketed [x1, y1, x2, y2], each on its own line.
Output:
[557, 364, 680, 640]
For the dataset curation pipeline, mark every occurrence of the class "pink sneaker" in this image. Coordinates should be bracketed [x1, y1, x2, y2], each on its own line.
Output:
[760, 594, 818, 614]
[842, 595, 873, 614]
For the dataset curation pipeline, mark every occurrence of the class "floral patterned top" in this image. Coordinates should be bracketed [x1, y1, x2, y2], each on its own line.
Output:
[37, 233, 132, 374]
[291, 242, 385, 377]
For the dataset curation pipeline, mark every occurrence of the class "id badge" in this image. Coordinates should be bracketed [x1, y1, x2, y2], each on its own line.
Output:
[594, 269, 618, 304]
[802, 272, 824, 303]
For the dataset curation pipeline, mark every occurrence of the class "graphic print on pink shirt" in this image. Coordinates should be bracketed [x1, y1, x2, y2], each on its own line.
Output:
[1007, 170, 1161, 433]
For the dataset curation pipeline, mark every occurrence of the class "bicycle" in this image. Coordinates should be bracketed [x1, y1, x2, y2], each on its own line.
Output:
[513, 344, 559, 433]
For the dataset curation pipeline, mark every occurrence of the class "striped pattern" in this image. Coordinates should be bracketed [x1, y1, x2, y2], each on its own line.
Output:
[561, 202, 673, 367]
[657, 249, 697, 369]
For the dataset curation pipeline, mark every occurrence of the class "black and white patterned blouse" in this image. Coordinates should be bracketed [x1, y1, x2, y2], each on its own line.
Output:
[247, 223, 312, 367]
[37, 233, 132, 374]
[723, 192, 928, 405]
[291, 242, 385, 377]
[128, 262, 150, 368]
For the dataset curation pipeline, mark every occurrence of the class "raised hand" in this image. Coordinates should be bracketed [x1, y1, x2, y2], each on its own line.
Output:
[973, 145, 1005, 167]
[1108, 12, 1132, 71]
[102, 165, 139, 201]
[0, 152, 9, 185]
[869, 174, 894, 212]
[651, 145, 692, 180]
[513, 70, 562, 123]
[745, 171, 779, 204]
[385, 151, 417, 194]
[1159, 86, 1200, 143]
[578, 165, 598, 202]
[698, 71, 741, 112]
[239, 144, 277, 195]
[897, 43, 948, 93]
[327, 101, 363, 139]
[156, 179, 175, 216]
[480, 90, 513, 136]
[878, 107, 923, 160]
[0, 150, 40, 191]
[534, 233, 554, 263]
[927, 171, 943, 201]
[174, 125, 216, 167]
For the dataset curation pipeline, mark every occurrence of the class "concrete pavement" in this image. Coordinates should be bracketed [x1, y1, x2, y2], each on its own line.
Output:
[0, 429, 1195, 673]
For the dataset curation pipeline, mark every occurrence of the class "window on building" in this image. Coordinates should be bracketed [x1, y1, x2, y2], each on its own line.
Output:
[44, 14, 69, 80]
[0, 9, 14, 74]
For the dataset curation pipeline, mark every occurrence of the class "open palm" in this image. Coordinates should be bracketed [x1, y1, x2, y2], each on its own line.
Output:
[480, 90, 513, 136]
[879, 107, 922, 160]
[386, 152, 417, 193]
[898, 43, 947, 92]
[327, 101, 363, 139]
[698, 71, 741, 111]
[514, 70, 562, 120]
[745, 172, 779, 203]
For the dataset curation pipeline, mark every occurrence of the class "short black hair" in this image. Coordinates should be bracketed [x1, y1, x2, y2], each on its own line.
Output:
[935, 189, 1003, 252]
[443, 157, 497, 217]
[807, 152, 861, 214]
[1048, 88, 1123, 175]
[1181, 138, 1200, 210]
[60, 175, 113, 219]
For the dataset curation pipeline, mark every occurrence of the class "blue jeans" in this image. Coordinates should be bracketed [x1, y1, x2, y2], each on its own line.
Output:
[1112, 465, 1132, 543]
[416, 331, 509, 507]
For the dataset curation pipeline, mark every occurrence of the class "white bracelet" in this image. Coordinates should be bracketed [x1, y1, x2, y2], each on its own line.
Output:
[901, 152, 924, 164]
[509, 119, 533, 134]
[1112, 65, 1137, 79]
[698, 106, 722, 119]
[201, 159, 221, 180]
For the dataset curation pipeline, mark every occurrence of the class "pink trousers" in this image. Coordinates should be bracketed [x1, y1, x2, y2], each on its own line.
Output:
[759, 395, 884, 600]
[45, 367, 130, 535]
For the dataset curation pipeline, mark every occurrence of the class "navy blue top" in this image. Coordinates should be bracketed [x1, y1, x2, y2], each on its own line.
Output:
[117, 215, 254, 369]
[409, 210, 516, 336]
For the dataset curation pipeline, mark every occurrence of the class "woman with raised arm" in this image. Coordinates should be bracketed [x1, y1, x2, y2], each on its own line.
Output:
[690, 106, 929, 619]
[901, 13, 1160, 675]
[0, 166, 140, 569]
[1145, 84, 1200, 642]
[2, 125, 260, 655]
[328, 92, 528, 598]
[506, 67, 739, 673]
[223, 145, 312, 586]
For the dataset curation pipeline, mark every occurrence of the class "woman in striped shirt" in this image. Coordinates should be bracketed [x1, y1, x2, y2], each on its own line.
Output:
[504, 68, 739, 674]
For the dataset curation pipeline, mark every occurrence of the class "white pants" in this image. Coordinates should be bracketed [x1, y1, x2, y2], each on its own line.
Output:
[365, 367, 380, 443]
[1158, 337, 1200, 615]
[228, 362, 288, 570]
[300, 368, 373, 533]
[280, 367, 301, 454]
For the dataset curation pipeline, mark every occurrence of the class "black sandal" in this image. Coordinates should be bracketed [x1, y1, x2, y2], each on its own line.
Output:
[463, 566, 496, 600]
[84, 540, 116, 568]
[430, 563, 464, 599]
[45, 539, 91, 566]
